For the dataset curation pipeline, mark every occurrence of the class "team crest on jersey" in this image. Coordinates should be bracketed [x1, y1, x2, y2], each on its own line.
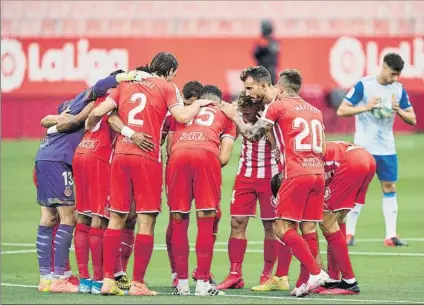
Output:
[64, 186, 73, 197]
[324, 187, 331, 201]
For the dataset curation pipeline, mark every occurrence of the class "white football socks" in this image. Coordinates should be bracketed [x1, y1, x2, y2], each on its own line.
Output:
[346, 204, 363, 236]
[382, 193, 398, 239]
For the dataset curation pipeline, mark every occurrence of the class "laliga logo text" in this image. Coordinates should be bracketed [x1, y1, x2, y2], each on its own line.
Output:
[1, 38, 128, 93]
[330, 36, 424, 88]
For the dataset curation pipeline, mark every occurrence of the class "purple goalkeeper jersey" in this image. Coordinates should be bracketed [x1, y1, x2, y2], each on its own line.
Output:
[35, 75, 118, 165]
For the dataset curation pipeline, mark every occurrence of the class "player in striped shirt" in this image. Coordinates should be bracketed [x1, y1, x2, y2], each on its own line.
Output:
[218, 90, 292, 292]
[221, 67, 329, 297]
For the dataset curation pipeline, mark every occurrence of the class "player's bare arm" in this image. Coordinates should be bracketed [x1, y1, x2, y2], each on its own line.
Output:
[392, 101, 417, 125]
[55, 102, 95, 132]
[46, 102, 95, 134]
[40, 105, 72, 128]
[220, 103, 271, 142]
[266, 130, 280, 163]
[219, 137, 235, 167]
[107, 111, 155, 152]
[40, 115, 67, 128]
[170, 99, 217, 123]
[337, 97, 381, 117]
[85, 97, 117, 131]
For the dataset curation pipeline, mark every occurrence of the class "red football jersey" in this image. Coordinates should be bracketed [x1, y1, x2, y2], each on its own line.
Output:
[323, 141, 355, 185]
[75, 95, 116, 162]
[263, 97, 325, 179]
[109, 78, 183, 162]
[169, 105, 237, 157]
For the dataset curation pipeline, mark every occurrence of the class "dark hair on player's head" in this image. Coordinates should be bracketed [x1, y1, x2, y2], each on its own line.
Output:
[110, 69, 125, 76]
[182, 81, 203, 100]
[149, 52, 178, 77]
[199, 85, 222, 102]
[240, 66, 272, 85]
[237, 90, 254, 108]
[278, 69, 303, 93]
[237, 90, 265, 111]
[135, 64, 151, 73]
[383, 53, 404, 73]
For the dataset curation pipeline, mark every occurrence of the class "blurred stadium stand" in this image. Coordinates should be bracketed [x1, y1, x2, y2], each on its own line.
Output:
[2, 1, 424, 37]
[1, 1, 423, 138]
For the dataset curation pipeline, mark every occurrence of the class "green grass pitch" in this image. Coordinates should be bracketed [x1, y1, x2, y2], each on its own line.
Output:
[1, 135, 424, 304]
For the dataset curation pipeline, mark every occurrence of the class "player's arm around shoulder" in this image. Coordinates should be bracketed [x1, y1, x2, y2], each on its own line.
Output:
[85, 87, 121, 131]
[40, 104, 72, 128]
[393, 87, 417, 125]
[220, 102, 272, 142]
[337, 81, 379, 117]
[40, 114, 66, 128]
[46, 102, 95, 134]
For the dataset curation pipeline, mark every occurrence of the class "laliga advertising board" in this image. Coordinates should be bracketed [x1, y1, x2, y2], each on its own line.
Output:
[1, 36, 423, 96]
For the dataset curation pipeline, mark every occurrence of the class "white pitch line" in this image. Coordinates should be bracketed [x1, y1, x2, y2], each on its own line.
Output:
[1, 283, 37, 288]
[1, 243, 34, 247]
[1, 282, 423, 304]
[2, 245, 423, 257]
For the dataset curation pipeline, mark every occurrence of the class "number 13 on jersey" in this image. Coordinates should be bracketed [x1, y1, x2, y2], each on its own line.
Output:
[292, 117, 324, 153]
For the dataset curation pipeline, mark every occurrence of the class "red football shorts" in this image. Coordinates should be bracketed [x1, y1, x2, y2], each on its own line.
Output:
[325, 147, 376, 212]
[276, 174, 325, 222]
[230, 176, 276, 220]
[73, 153, 110, 218]
[110, 154, 162, 214]
[167, 149, 221, 213]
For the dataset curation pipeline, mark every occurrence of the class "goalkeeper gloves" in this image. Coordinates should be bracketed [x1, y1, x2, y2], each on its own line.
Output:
[115, 70, 151, 83]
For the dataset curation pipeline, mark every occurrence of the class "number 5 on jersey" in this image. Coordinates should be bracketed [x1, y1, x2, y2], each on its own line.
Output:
[186, 107, 216, 127]
[128, 93, 147, 127]
[293, 117, 324, 153]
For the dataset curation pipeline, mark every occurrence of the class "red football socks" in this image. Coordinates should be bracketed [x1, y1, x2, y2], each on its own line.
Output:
[103, 228, 122, 279]
[196, 217, 214, 281]
[166, 216, 175, 274]
[89, 227, 104, 281]
[303, 232, 319, 262]
[324, 230, 355, 280]
[281, 229, 320, 276]
[275, 242, 292, 277]
[121, 228, 134, 273]
[228, 237, 247, 275]
[296, 263, 309, 287]
[263, 239, 277, 276]
[295, 232, 320, 286]
[213, 208, 222, 246]
[172, 218, 190, 280]
[74, 223, 90, 279]
[133, 234, 154, 282]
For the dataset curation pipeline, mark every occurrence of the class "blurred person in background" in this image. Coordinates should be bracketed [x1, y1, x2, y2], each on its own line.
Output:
[253, 20, 280, 85]
[337, 53, 417, 247]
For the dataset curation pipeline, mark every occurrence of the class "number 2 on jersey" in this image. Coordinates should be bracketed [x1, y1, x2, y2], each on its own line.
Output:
[292, 117, 324, 153]
[128, 93, 147, 127]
